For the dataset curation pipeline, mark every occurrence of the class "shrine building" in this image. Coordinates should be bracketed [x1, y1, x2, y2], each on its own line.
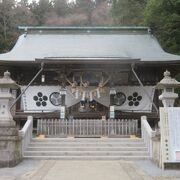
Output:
[0, 26, 180, 128]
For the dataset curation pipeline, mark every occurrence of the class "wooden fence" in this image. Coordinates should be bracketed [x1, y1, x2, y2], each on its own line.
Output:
[37, 119, 138, 137]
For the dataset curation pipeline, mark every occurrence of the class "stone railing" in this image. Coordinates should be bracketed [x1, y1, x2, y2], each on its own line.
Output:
[19, 116, 33, 155]
[141, 116, 155, 158]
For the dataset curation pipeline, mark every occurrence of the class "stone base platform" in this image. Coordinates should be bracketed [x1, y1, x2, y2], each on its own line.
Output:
[0, 125, 22, 168]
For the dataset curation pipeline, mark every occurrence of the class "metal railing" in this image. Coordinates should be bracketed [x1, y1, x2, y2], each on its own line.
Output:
[19, 116, 33, 155]
[141, 116, 155, 157]
[37, 118, 138, 137]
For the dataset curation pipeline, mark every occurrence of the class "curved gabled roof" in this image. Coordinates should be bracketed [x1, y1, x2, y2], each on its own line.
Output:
[0, 26, 179, 62]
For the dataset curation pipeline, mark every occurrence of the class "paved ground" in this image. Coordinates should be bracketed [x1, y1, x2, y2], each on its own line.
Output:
[0, 160, 180, 180]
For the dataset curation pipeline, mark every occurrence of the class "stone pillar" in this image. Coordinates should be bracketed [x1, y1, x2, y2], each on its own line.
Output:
[0, 71, 22, 167]
[109, 88, 116, 119]
[60, 88, 66, 119]
[152, 130, 161, 167]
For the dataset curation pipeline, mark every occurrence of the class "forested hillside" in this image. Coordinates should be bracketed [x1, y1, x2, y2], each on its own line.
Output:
[0, 0, 179, 54]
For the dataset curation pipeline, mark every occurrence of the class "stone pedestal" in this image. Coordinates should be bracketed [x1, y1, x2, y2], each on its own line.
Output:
[0, 124, 22, 167]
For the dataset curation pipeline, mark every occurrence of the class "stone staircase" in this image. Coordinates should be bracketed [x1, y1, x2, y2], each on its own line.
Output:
[23, 138, 150, 160]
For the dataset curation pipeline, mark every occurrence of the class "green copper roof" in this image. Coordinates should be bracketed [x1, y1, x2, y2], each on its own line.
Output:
[0, 26, 179, 62]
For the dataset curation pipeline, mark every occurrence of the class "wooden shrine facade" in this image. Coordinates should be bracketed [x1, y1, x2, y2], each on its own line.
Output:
[0, 26, 180, 124]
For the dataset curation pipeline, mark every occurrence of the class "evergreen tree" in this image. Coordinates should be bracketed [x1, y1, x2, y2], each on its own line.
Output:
[144, 0, 180, 54]
[0, 0, 15, 52]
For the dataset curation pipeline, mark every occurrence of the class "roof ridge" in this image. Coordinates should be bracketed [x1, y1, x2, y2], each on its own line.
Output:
[18, 26, 150, 32]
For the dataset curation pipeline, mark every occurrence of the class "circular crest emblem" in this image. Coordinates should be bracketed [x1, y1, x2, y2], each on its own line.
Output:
[114, 92, 126, 106]
[49, 92, 61, 106]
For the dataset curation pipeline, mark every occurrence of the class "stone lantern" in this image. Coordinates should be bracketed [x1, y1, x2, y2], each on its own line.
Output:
[0, 71, 22, 167]
[0, 71, 19, 125]
[156, 70, 180, 107]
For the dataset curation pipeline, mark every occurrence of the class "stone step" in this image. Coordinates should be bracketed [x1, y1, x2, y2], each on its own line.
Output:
[29, 142, 146, 147]
[24, 150, 148, 156]
[31, 138, 143, 143]
[29, 143, 145, 147]
[23, 155, 150, 160]
[26, 146, 148, 152]
[24, 138, 149, 160]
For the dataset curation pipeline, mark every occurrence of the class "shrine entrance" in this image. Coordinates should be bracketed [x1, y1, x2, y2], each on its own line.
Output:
[67, 100, 108, 119]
